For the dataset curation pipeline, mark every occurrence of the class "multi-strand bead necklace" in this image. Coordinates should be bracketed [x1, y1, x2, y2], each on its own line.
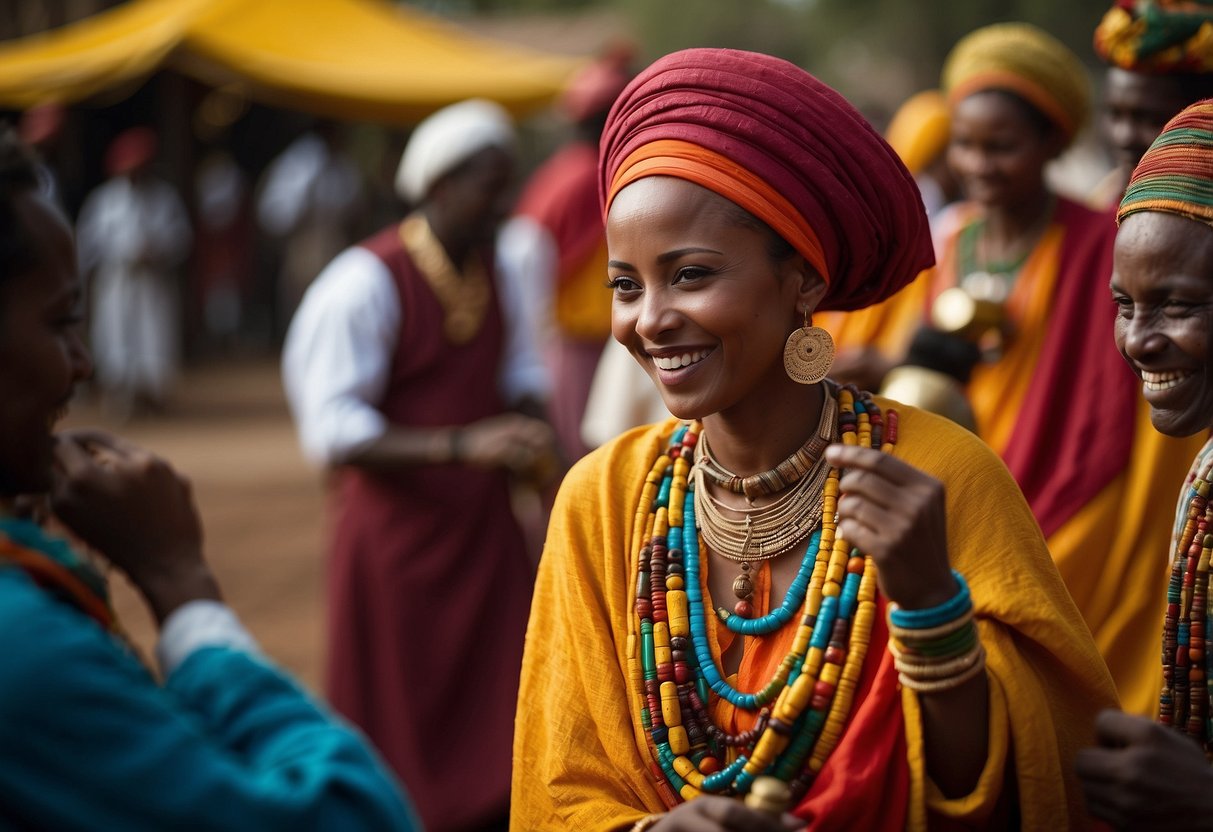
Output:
[627, 386, 899, 807]
[1161, 453, 1213, 755]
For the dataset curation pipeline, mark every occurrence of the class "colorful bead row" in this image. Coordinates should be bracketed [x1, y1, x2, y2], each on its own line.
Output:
[627, 386, 897, 808]
[1160, 461, 1213, 751]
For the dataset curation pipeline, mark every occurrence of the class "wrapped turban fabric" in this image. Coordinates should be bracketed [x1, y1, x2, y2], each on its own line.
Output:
[1119, 98, 1213, 226]
[395, 98, 515, 204]
[1096, 0, 1213, 74]
[942, 22, 1091, 144]
[885, 90, 951, 178]
[599, 48, 935, 313]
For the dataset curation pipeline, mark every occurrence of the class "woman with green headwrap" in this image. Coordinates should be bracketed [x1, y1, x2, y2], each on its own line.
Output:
[1076, 99, 1213, 830]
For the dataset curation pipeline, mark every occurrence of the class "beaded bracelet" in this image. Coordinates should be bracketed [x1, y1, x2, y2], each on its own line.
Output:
[893, 642, 985, 680]
[887, 570, 971, 629]
[628, 813, 664, 832]
[888, 608, 974, 643]
[897, 646, 987, 693]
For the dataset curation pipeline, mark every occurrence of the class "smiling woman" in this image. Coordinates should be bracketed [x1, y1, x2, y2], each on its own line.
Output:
[1078, 99, 1213, 830]
[512, 48, 1118, 832]
[821, 22, 1209, 719]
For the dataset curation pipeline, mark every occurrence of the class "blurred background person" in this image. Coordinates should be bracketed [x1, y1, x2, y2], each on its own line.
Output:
[77, 126, 191, 420]
[283, 98, 555, 832]
[498, 49, 633, 463]
[1090, 0, 1213, 208]
[884, 89, 960, 230]
[194, 147, 254, 353]
[17, 102, 65, 205]
[823, 21, 1207, 717]
[256, 121, 365, 336]
[0, 127, 418, 831]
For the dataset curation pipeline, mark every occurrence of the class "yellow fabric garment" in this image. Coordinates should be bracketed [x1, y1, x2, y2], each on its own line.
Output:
[885, 90, 950, 178]
[512, 404, 1117, 830]
[0, 0, 579, 122]
[822, 203, 1206, 717]
[554, 240, 613, 341]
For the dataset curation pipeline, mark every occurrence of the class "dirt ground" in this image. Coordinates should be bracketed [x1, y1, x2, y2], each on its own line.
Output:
[65, 358, 330, 690]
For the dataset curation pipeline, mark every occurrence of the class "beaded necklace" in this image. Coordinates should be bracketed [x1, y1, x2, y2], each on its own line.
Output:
[628, 386, 898, 807]
[1160, 452, 1213, 756]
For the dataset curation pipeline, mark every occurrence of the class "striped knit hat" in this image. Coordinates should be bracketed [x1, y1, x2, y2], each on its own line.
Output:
[1118, 99, 1213, 227]
[942, 22, 1090, 144]
[1095, 0, 1213, 74]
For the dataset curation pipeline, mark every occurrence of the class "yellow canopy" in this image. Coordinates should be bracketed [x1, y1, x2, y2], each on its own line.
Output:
[0, 0, 582, 122]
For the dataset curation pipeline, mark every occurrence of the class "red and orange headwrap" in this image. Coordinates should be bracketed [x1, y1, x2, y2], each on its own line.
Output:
[1118, 98, 1213, 227]
[598, 48, 934, 313]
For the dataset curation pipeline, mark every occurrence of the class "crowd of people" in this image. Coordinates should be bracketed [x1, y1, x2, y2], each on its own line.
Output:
[3, 0, 1213, 829]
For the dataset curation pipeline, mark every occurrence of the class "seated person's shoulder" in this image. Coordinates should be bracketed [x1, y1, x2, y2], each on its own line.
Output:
[0, 568, 137, 706]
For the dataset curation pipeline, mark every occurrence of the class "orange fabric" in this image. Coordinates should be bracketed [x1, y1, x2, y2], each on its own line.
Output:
[931, 212, 1063, 453]
[0, 538, 113, 630]
[704, 557, 909, 831]
[606, 139, 831, 284]
[947, 71, 1078, 139]
[512, 405, 1117, 830]
[825, 202, 1207, 716]
[554, 239, 612, 340]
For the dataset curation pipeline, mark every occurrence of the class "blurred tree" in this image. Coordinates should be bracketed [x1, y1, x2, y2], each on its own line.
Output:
[410, 0, 1113, 116]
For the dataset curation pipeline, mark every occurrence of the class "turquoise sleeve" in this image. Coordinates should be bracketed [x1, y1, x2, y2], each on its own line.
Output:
[0, 571, 418, 830]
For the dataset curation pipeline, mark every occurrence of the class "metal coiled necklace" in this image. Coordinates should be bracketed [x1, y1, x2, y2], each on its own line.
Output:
[692, 389, 838, 612]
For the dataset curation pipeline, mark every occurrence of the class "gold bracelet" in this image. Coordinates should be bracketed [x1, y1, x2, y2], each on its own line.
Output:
[628, 814, 664, 832]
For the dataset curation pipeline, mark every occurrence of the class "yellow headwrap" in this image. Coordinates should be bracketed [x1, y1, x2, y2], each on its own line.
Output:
[942, 22, 1090, 144]
[885, 90, 950, 176]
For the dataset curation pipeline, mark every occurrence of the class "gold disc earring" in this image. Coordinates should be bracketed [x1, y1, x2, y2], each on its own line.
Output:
[783, 308, 835, 385]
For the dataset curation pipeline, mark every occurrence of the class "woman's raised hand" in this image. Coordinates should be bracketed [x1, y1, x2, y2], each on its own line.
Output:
[647, 796, 804, 831]
[50, 429, 220, 623]
[823, 444, 954, 610]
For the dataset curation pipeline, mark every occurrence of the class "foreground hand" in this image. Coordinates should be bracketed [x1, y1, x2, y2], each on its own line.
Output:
[649, 797, 804, 831]
[461, 413, 557, 478]
[1075, 709, 1213, 830]
[50, 429, 219, 623]
[824, 444, 953, 610]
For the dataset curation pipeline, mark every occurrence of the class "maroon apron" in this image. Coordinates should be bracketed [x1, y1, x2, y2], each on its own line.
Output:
[326, 224, 532, 830]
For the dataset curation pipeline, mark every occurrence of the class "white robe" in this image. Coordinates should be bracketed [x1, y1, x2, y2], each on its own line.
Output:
[77, 176, 191, 398]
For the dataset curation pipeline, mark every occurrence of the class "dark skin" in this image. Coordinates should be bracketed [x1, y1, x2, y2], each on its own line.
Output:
[0, 187, 221, 627]
[51, 430, 220, 625]
[947, 91, 1064, 270]
[1075, 710, 1213, 830]
[1102, 68, 1213, 197]
[1076, 210, 1213, 828]
[607, 178, 989, 829]
[345, 146, 557, 481]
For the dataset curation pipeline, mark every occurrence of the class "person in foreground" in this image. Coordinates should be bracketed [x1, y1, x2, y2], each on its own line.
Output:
[1076, 100, 1213, 830]
[512, 48, 1118, 831]
[0, 131, 417, 829]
